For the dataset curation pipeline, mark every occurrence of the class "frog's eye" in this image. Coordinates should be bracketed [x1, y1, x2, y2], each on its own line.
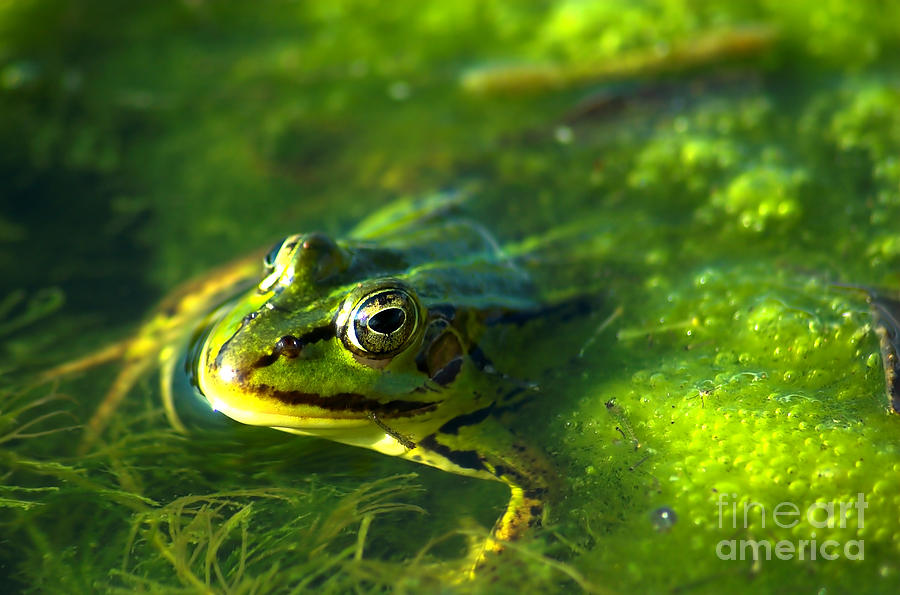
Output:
[339, 286, 421, 359]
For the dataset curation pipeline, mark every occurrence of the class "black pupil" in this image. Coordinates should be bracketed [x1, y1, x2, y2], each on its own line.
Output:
[264, 239, 285, 267]
[368, 307, 406, 334]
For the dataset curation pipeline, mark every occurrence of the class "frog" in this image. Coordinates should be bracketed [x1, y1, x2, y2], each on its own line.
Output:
[45, 191, 560, 571]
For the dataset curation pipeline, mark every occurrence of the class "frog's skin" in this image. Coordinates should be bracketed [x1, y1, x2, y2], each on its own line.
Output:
[47, 192, 557, 567]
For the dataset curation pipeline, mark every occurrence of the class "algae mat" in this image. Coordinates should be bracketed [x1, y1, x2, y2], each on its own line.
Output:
[2, 2, 900, 593]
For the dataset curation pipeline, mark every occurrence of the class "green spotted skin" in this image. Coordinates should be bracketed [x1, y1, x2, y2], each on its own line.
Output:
[191, 193, 556, 558]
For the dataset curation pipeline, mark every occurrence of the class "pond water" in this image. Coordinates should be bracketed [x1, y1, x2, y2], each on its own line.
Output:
[2, 2, 900, 592]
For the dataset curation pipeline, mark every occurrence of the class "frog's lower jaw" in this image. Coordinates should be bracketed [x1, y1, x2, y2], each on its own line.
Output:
[276, 423, 422, 457]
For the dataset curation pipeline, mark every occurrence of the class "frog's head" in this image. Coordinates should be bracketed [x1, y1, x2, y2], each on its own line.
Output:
[194, 231, 452, 437]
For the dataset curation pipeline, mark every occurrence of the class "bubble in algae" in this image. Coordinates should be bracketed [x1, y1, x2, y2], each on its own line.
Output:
[650, 506, 678, 532]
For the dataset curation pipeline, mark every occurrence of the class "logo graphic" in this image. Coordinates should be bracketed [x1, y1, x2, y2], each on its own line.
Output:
[714, 492, 866, 561]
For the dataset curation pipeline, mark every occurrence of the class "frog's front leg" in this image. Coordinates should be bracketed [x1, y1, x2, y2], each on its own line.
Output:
[412, 413, 556, 570]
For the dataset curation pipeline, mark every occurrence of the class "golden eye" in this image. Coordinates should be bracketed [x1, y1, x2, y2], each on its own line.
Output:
[340, 285, 421, 358]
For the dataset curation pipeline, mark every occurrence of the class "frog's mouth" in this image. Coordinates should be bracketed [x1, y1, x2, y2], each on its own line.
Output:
[204, 384, 441, 430]
[205, 391, 431, 455]
[259, 386, 441, 416]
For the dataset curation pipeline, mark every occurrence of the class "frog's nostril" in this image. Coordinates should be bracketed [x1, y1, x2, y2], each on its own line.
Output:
[248, 335, 302, 370]
[274, 335, 302, 358]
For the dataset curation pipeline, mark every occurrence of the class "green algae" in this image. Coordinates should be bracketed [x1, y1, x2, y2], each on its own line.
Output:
[552, 266, 897, 592]
[3, 1, 900, 593]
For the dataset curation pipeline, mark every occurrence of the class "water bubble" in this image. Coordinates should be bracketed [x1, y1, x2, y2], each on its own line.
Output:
[387, 81, 411, 101]
[0, 60, 40, 90]
[650, 506, 678, 532]
[554, 125, 573, 144]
